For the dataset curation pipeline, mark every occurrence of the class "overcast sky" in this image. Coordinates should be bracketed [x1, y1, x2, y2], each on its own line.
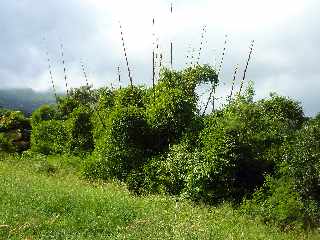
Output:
[0, 0, 319, 115]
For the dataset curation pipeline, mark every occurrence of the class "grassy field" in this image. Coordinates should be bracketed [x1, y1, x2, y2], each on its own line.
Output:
[0, 154, 319, 240]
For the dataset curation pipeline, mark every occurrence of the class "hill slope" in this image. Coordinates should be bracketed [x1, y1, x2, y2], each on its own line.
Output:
[0, 88, 58, 116]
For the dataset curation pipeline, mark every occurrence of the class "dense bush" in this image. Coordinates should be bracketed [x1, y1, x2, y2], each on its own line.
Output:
[65, 106, 94, 153]
[0, 110, 30, 152]
[241, 113, 320, 229]
[25, 65, 320, 230]
[31, 120, 70, 155]
[242, 176, 319, 229]
[31, 86, 96, 155]
[84, 105, 149, 180]
[280, 118, 320, 201]
[31, 104, 59, 125]
[182, 92, 305, 203]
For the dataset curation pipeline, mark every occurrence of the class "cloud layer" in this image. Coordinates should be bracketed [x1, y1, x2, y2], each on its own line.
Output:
[0, 0, 319, 115]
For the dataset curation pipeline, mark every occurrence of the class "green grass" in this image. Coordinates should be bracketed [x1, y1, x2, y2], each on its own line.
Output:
[0, 154, 319, 239]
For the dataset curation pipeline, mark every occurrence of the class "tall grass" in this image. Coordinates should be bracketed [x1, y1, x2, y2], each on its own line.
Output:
[1, 156, 318, 240]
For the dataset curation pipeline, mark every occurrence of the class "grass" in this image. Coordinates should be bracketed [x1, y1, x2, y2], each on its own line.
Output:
[0, 154, 319, 239]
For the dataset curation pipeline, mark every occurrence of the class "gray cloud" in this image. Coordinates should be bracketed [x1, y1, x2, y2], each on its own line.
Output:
[0, 0, 319, 116]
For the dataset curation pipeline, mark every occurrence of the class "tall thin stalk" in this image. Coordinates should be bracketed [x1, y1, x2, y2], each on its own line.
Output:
[190, 47, 196, 66]
[119, 22, 133, 88]
[196, 25, 207, 65]
[155, 38, 160, 81]
[239, 40, 254, 95]
[43, 40, 58, 104]
[80, 59, 89, 88]
[118, 65, 121, 89]
[170, 2, 173, 68]
[152, 18, 156, 97]
[81, 63, 108, 131]
[202, 34, 228, 115]
[185, 44, 191, 67]
[228, 64, 239, 102]
[158, 53, 163, 80]
[60, 43, 69, 95]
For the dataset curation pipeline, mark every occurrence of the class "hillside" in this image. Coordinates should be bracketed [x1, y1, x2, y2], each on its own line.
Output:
[0, 88, 58, 116]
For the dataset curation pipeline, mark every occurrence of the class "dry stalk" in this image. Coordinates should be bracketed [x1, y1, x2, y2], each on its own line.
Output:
[119, 22, 133, 88]
[239, 40, 254, 95]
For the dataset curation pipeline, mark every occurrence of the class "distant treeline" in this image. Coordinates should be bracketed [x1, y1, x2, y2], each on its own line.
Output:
[0, 88, 59, 116]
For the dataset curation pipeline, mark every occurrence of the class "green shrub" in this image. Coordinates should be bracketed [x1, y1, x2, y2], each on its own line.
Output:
[0, 132, 14, 152]
[65, 106, 94, 153]
[183, 93, 305, 203]
[154, 142, 199, 195]
[85, 106, 149, 180]
[0, 110, 30, 153]
[145, 66, 216, 153]
[242, 176, 320, 229]
[31, 104, 59, 125]
[280, 119, 320, 201]
[0, 110, 30, 131]
[113, 86, 147, 108]
[96, 87, 115, 110]
[31, 120, 70, 155]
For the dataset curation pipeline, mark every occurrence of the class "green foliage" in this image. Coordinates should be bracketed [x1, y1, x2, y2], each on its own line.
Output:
[280, 119, 320, 201]
[183, 93, 305, 203]
[145, 66, 215, 152]
[242, 176, 320, 229]
[31, 104, 59, 125]
[85, 105, 148, 180]
[31, 86, 96, 155]
[96, 87, 115, 110]
[0, 133, 14, 152]
[31, 120, 70, 155]
[114, 86, 147, 108]
[0, 110, 30, 153]
[66, 106, 94, 153]
[23, 65, 320, 230]
[57, 86, 98, 118]
[0, 110, 30, 131]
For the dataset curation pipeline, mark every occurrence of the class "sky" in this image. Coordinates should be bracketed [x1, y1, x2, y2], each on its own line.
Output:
[0, 0, 319, 115]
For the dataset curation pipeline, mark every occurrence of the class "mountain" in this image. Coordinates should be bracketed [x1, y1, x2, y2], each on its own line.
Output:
[0, 88, 59, 116]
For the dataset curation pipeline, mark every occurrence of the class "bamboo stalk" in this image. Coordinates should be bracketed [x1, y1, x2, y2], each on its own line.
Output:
[202, 34, 228, 115]
[155, 37, 160, 81]
[80, 59, 89, 88]
[158, 53, 163, 80]
[239, 40, 254, 95]
[118, 65, 121, 89]
[190, 47, 196, 66]
[119, 22, 133, 88]
[60, 43, 69, 95]
[43, 39, 58, 104]
[152, 18, 155, 96]
[170, 2, 173, 68]
[228, 64, 239, 102]
[196, 25, 207, 65]
[185, 44, 191, 67]
[79, 60, 108, 130]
